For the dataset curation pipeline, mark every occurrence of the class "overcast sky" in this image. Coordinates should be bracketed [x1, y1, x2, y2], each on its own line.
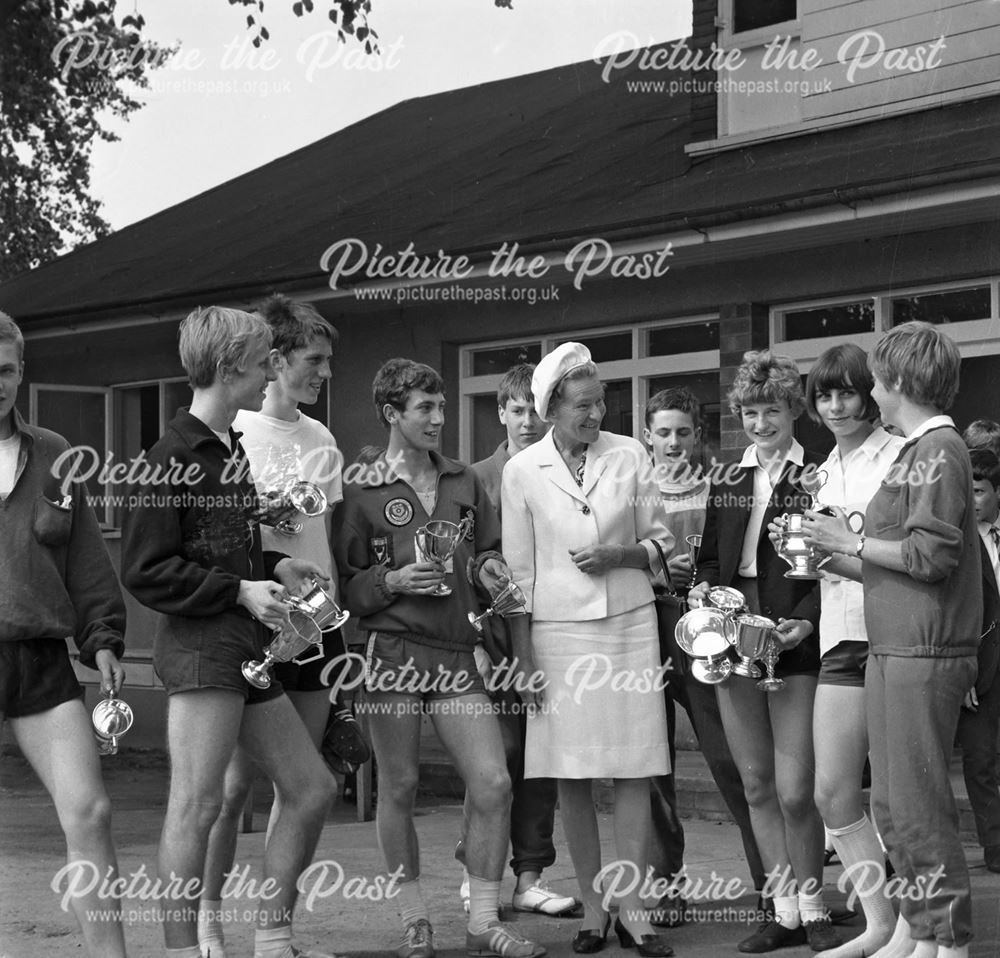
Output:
[88, 0, 692, 230]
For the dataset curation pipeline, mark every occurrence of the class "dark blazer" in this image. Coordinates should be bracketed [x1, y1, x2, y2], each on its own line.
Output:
[698, 447, 826, 671]
[976, 538, 1000, 697]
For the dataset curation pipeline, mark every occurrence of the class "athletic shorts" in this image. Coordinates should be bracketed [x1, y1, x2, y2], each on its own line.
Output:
[0, 638, 83, 719]
[153, 626, 283, 704]
[363, 631, 487, 702]
[818, 640, 868, 687]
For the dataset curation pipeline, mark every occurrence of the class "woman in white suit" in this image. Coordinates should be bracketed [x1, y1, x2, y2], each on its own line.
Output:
[502, 343, 674, 957]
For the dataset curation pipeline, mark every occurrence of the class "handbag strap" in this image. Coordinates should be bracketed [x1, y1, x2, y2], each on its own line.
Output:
[649, 539, 674, 594]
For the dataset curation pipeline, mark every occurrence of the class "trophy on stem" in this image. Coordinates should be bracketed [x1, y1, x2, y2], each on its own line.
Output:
[415, 517, 473, 596]
[241, 582, 347, 690]
[468, 577, 527, 633]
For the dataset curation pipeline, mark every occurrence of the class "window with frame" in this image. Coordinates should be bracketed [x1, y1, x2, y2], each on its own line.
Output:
[459, 318, 721, 464]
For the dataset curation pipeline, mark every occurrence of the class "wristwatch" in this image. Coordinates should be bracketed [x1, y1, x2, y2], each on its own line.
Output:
[855, 535, 866, 558]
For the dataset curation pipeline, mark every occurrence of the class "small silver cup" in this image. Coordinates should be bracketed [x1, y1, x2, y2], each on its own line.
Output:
[294, 577, 350, 632]
[674, 607, 735, 685]
[774, 513, 826, 580]
[731, 613, 776, 679]
[468, 579, 527, 633]
[92, 690, 134, 756]
[256, 480, 328, 535]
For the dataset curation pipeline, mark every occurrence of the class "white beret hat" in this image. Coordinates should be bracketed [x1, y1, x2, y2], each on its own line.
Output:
[532, 341, 593, 420]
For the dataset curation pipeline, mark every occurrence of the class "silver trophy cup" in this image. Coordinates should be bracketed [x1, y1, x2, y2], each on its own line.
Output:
[674, 607, 735, 685]
[256, 480, 328, 535]
[774, 513, 826, 580]
[92, 690, 134, 756]
[242, 603, 324, 689]
[415, 517, 473, 596]
[731, 613, 776, 679]
[468, 579, 527, 633]
[757, 636, 786, 692]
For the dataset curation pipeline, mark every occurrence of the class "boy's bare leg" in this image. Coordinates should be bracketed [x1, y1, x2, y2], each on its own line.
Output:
[12, 698, 128, 958]
[159, 689, 247, 949]
[238, 692, 336, 930]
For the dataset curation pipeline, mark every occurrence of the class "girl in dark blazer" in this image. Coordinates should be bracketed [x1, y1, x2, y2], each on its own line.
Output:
[691, 351, 833, 954]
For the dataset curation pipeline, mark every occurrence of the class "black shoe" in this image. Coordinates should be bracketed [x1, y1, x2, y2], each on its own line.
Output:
[803, 917, 841, 952]
[571, 915, 610, 954]
[823, 848, 839, 866]
[737, 920, 807, 954]
[650, 894, 687, 929]
[985, 844, 1000, 873]
[321, 705, 372, 774]
[827, 905, 856, 925]
[613, 917, 674, 957]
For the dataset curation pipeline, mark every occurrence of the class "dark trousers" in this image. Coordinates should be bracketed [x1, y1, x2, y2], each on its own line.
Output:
[649, 599, 766, 890]
[867, 653, 975, 947]
[956, 679, 1000, 851]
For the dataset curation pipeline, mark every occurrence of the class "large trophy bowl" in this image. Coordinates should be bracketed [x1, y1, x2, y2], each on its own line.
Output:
[468, 578, 527, 633]
[731, 613, 776, 679]
[774, 513, 825, 580]
[242, 606, 323, 689]
[674, 607, 735, 685]
[295, 577, 350, 632]
[92, 690, 134, 756]
[415, 517, 473, 596]
[256, 480, 328, 535]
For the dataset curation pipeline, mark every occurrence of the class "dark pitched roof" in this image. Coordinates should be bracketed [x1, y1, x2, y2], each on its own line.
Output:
[4, 46, 1000, 322]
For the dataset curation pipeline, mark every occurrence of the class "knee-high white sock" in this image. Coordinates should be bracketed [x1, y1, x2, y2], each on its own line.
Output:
[821, 815, 896, 958]
[396, 878, 430, 928]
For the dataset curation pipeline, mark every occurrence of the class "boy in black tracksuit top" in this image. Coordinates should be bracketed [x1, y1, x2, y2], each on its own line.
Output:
[333, 358, 544, 958]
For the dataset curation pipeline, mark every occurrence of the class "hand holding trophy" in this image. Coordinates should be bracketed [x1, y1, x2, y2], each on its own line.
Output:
[468, 576, 527, 633]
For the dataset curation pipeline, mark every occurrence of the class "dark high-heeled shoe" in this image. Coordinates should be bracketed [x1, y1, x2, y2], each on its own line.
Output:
[614, 916, 674, 957]
[571, 914, 611, 954]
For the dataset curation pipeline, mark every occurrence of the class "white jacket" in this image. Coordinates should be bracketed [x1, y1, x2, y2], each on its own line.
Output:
[501, 430, 673, 621]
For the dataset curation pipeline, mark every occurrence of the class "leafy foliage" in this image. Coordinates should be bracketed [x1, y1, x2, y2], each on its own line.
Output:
[0, 0, 173, 281]
[0, 0, 514, 282]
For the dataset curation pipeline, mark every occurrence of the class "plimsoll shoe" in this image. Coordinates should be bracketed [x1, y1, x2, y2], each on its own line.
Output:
[397, 919, 434, 958]
[467, 921, 546, 957]
[321, 705, 372, 775]
[511, 882, 579, 916]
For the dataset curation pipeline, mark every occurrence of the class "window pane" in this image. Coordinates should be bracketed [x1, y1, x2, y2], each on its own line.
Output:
[647, 322, 719, 356]
[472, 394, 506, 463]
[647, 372, 721, 461]
[602, 379, 633, 437]
[782, 302, 874, 341]
[556, 332, 632, 363]
[891, 287, 991, 327]
[471, 343, 541, 376]
[734, 0, 797, 32]
[36, 389, 106, 459]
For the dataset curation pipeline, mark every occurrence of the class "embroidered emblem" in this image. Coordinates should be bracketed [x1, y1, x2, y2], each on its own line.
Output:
[456, 503, 476, 541]
[370, 535, 394, 567]
[384, 497, 414, 526]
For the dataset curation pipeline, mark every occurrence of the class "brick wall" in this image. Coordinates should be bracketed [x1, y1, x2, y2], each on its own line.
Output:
[719, 302, 769, 458]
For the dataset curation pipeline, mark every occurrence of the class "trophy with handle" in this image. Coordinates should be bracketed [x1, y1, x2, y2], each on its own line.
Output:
[730, 613, 776, 679]
[468, 577, 527, 633]
[294, 577, 350, 632]
[674, 607, 735, 685]
[415, 516, 473, 596]
[242, 599, 324, 690]
[254, 480, 328, 535]
[92, 689, 135, 756]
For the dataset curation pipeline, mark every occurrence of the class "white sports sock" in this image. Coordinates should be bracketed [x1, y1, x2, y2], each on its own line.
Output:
[467, 875, 501, 934]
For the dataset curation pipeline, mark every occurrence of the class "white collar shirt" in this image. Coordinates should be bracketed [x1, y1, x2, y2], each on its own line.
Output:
[737, 439, 805, 578]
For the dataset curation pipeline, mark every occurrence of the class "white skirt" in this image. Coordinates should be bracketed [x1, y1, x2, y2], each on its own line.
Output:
[524, 603, 670, 780]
